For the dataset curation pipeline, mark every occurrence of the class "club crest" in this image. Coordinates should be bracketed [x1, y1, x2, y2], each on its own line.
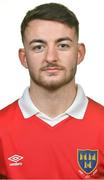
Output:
[77, 149, 98, 174]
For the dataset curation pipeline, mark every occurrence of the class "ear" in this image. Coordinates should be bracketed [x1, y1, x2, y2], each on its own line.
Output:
[18, 48, 28, 68]
[77, 43, 86, 65]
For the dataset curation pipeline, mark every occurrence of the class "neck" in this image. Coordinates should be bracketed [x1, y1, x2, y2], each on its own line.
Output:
[29, 80, 77, 118]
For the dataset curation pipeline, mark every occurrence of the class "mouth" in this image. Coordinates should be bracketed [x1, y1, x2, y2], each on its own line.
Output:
[43, 67, 63, 74]
[41, 66, 64, 72]
[46, 67, 61, 72]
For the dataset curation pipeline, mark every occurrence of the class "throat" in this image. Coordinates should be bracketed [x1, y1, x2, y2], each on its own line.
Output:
[29, 83, 77, 118]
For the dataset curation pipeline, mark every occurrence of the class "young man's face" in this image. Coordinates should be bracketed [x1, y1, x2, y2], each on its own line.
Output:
[19, 20, 85, 90]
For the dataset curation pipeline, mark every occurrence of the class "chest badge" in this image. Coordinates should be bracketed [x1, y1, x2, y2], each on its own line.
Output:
[77, 149, 98, 174]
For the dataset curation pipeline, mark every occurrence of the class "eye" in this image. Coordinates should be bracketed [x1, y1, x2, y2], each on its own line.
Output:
[58, 43, 70, 51]
[32, 44, 45, 53]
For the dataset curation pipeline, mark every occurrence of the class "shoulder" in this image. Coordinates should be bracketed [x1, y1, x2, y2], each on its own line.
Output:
[87, 98, 104, 118]
[88, 98, 104, 111]
[0, 100, 19, 123]
[0, 100, 22, 137]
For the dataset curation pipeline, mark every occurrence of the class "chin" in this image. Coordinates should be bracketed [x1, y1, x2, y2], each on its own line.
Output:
[31, 72, 75, 90]
[39, 79, 70, 90]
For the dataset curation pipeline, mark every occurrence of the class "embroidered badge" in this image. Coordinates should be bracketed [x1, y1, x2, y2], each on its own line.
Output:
[77, 149, 98, 174]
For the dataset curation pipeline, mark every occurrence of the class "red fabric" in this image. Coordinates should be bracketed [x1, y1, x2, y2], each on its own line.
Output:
[0, 99, 104, 179]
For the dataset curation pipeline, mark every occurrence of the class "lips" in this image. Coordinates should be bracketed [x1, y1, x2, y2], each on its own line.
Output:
[41, 66, 64, 71]
[45, 67, 60, 71]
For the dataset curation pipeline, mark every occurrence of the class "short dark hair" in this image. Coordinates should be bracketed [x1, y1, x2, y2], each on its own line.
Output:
[21, 3, 79, 42]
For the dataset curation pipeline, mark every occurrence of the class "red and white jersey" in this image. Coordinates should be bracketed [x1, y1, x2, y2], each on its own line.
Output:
[0, 98, 104, 179]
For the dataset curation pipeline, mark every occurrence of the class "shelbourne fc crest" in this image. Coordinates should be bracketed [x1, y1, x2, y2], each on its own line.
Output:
[77, 149, 98, 174]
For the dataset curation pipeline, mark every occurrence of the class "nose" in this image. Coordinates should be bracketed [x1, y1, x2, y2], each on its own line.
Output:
[45, 46, 58, 63]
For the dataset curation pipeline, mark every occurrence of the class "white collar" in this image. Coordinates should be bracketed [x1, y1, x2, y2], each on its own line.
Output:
[18, 84, 88, 120]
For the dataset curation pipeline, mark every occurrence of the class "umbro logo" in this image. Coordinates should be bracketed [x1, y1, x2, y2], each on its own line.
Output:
[8, 154, 23, 166]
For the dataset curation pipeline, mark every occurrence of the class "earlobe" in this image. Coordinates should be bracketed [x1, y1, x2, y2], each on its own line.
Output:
[18, 48, 28, 68]
[77, 43, 86, 65]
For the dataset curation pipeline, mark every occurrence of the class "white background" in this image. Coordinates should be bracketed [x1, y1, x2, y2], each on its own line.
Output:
[0, 0, 104, 109]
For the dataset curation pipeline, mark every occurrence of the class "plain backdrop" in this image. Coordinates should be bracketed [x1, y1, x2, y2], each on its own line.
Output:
[0, 0, 104, 109]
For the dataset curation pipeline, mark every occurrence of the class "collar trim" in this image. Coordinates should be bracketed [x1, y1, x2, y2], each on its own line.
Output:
[18, 85, 88, 119]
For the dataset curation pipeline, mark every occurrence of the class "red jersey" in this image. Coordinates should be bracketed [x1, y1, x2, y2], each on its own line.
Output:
[0, 98, 104, 179]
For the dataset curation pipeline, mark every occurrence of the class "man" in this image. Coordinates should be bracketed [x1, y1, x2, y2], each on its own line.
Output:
[0, 2, 104, 179]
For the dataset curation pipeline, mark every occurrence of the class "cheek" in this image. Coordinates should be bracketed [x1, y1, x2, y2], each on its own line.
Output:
[59, 48, 78, 60]
[26, 59, 39, 74]
[26, 53, 42, 70]
[60, 52, 77, 66]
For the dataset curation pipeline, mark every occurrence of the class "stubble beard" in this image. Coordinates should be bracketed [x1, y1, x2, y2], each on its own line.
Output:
[29, 65, 77, 91]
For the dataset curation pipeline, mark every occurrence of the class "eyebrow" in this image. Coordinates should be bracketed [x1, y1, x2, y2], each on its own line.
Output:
[29, 37, 73, 45]
[56, 37, 73, 43]
[29, 39, 46, 45]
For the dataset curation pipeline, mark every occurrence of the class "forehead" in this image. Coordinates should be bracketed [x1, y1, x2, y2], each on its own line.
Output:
[24, 20, 77, 42]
